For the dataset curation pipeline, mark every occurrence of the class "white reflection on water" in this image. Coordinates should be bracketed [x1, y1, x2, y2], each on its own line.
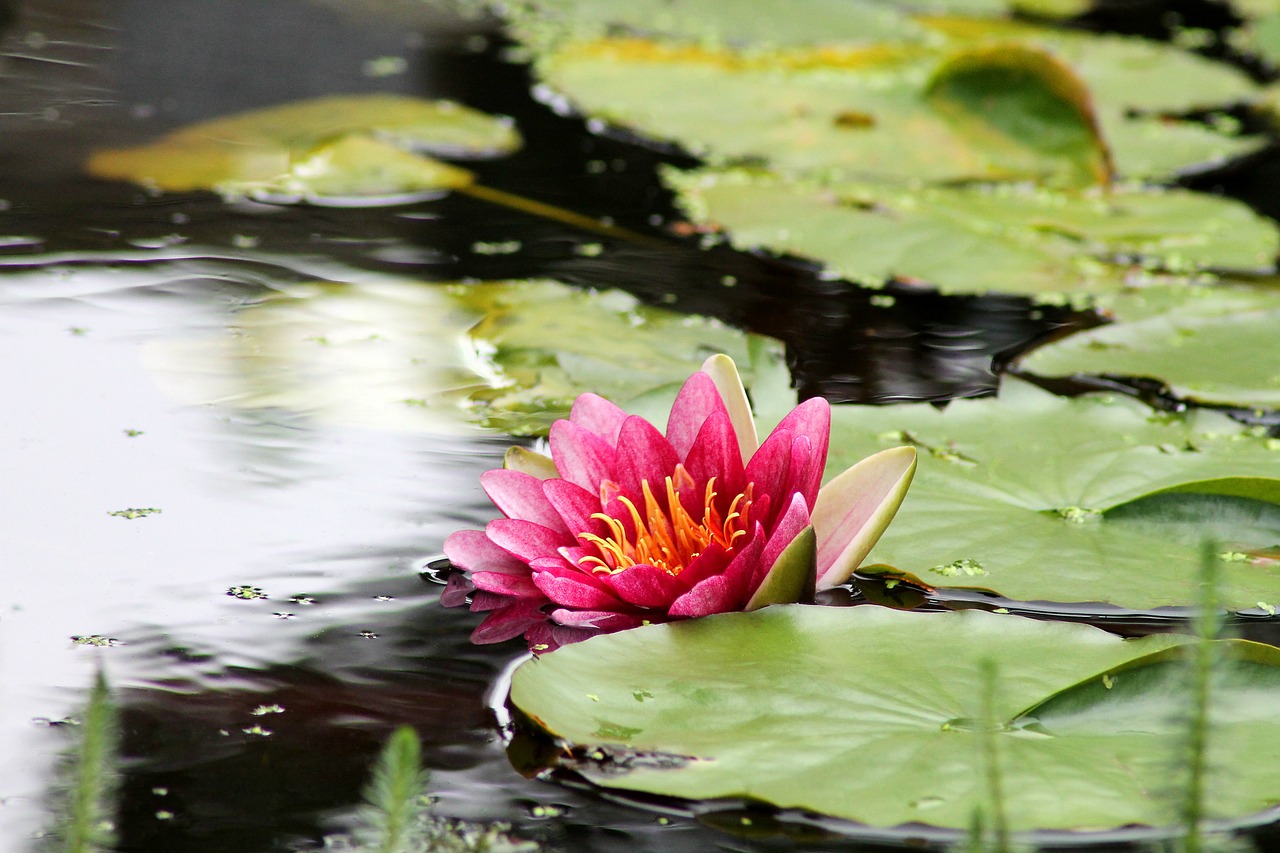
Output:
[0, 259, 507, 846]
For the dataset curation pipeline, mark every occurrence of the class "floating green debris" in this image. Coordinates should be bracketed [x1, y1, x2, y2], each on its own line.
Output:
[1017, 284, 1280, 408]
[146, 276, 760, 436]
[510, 606, 1280, 832]
[106, 508, 161, 520]
[670, 168, 1279, 296]
[226, 586, 267, 600]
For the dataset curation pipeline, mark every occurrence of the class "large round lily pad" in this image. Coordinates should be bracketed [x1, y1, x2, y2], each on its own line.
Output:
[510, 605, 1280, 833]
[1017, 285, 1280, 409]
[145, 276, 757, 435]
[745, 364, 1280, 611]
[670, 168, 1279, 296]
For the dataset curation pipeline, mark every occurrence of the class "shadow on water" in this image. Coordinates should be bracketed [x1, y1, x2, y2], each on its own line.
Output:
[5, 0, 1280, 851]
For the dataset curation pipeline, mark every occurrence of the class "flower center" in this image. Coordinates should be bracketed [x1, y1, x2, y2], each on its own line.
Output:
[577, 468, 754, 576]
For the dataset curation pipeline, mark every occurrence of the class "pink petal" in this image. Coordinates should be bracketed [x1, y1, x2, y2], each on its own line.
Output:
[440, 572, 474, 608]
[668, 531, 764, 617]
[533, 571, 627, 610]
[755, 491, 812, 589]
[615, 416, 681, 506]
[525, 622, 598, 652]
[600, 564, 687, 608]
[666, 371, 728, 461]
[444, 529, 528, 574]
[481, 469, 570, 533]
[471, 599, 547, 644]
[549, 420, 618, 493]
[473, 571, 542, 599]
[543, 478, 606, 539]
[569, 393, 628, 445]
[549, 609, 647, 632]
[485, 518, 568, 565]
[700, 354, 759, 464]
[671, 539, 732, 589]
[683, 409, 746, 501]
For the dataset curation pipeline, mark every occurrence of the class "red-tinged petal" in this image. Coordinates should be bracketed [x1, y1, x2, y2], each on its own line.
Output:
[504, 446, 558, 480]
[473, 571, 542, 599]
[672, 539, 732, 589]
[771, 396, 831, 460]
[615, 416, 681, 506]
[549, 609, 647, 632]
[549, 420, 617, 493]
[440, 572, 474, 608]
[525, 622, 597, 652]
[470, 590, 517, 613]
[666, 371, 728, 461]
[485, 518, 568, 565]
[471, 599, 547, 644]
[668, 532, 764, 617]
[747, 396, 831, 495]
[683, 409, 746, 500]
[701, 354, 758, 464]
[481, 469, 570, 533]
[444, 529, 527, 574]
[813, 445, 917, 590]
[600, 564, 687, 608]
[569, 393, 628, 445]
[533, 571, 627, 610]
[744, 427, 792, 505]
[541, 478, 608, 541]
[755, 491, 812, 589]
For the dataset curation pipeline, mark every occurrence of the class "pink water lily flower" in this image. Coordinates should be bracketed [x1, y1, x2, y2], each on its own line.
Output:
[442, 355, 916, 652]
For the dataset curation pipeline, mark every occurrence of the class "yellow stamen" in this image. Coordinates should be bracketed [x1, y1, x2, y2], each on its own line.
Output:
[576, 466, 755, 576]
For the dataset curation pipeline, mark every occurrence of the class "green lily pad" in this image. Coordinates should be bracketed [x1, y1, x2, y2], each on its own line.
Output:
[510, 605, 1280, 832]
[669, 168, 1279, 295]
[145, 277, 756, 435]
[748, 369, 1280, 611]
[1018, 285, 1280, 408]
[86, 95, 519, 203]
[527, 16, 1262, 184]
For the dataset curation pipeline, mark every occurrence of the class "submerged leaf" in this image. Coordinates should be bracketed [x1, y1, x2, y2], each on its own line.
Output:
[145, 276, 760, 435]
[1018, 284, 1280, 408]
[86, 95, 518, 203]
[509, 606, 1280, 831]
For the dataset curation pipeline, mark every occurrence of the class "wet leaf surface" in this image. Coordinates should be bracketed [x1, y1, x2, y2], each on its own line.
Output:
[510, 606, 1280, 831]
[1018, 284, 1280, 408]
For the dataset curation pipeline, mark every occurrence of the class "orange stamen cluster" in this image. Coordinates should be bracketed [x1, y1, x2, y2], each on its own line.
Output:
[577, 466, 754, 576]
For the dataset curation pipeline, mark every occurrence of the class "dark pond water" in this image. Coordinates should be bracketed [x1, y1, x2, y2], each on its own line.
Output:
[3, 1, 1280, 852]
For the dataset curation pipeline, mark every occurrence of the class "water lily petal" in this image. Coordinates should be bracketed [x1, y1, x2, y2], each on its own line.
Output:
[600, 564, 687, 608]
[672, 539, 732, 589]
[504, 446, 558, 480]
[481, 469, 570, 533]
[666, 370, 728, 461]
[549, 609, 647, 632]
[440, 571, 474, 607]
[615, 415, 682, 505]
[813, 446, 918, 590]
[533, 571, 628, 610]
[683, 409, 746, 500]
[525, 622, 596, 652]
[569, 392, 628, 445]
[543, 478, 607, 540]
[471, 598, 547, 644]
[755, 490, 813, 590]
[549, 419, 618, 493]
[701, 353, 759, 463]
[486, 518, 570, 565]
[473, 570, 543, 599]
[669, 531, 763, 617]
[443, 528, 528, 574]
[746, 526, 816, 611]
